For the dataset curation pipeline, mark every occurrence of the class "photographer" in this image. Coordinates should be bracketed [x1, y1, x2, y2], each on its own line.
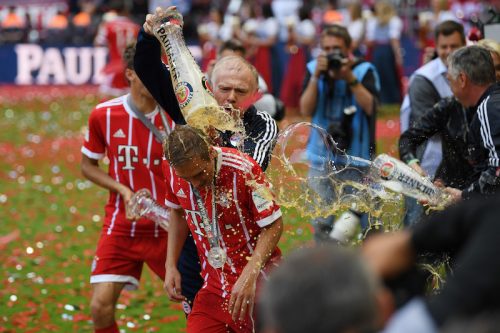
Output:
[300, 25, 380, 242]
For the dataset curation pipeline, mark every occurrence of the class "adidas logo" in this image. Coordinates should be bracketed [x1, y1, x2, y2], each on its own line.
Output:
[176, 188, 187, 198]
[113, 129, 126, 138]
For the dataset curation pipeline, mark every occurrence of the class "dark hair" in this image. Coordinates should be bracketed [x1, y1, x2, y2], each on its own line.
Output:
[262, 4, 274, 19]
[435, 20, 466, 45]
[123, 42, 136, 70]
[299, 4, 313, 21]
[321, 24, 352, 49]
[163, 125, 210, 167]
[219, 39, 246, 56]
[108, 0, 125, 13]
[259, 245, 379, 333]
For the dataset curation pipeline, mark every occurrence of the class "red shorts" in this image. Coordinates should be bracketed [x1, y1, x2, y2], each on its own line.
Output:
[90, 234, 167, 290]
[187, 289, 254, 333]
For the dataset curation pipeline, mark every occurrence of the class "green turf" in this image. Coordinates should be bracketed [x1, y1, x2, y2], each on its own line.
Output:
[0, 96, 402, 332]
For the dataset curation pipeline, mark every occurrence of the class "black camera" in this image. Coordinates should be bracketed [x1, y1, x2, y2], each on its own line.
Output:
[326, 48, 346, 71]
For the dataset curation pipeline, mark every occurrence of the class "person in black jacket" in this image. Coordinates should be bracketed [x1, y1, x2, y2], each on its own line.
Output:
[133, 7, 279, 315]
[444, 46, 500, 202]
[363, 196, 500, 332]
[134, 7, 278, 171]
[399, 96, 475, 190]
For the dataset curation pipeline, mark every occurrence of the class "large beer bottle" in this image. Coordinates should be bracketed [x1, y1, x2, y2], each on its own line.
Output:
[152, 8, 238, 132]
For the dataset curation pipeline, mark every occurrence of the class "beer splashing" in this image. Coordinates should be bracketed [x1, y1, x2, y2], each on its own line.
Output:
[265, 122, 404, 240]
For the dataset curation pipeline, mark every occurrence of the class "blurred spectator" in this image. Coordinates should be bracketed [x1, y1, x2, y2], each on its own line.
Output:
[399, 20, 465, 226]
[241, 3, 279, 94]
[197, 24, 218, 72]
[322, 0, 345, 27]
[364, 195, 500, 332]
[346, 1, 367, 57]
[366, 0, 403, 104]
[299, 25, 380, 243]
[280, 4, 316, 120]
[94, 1, 140, 96]
[259, 244, 393, 333]
[197, 7, 223, 72]
[45, 10, 70, 44]
[477, 38, 500, 81]
[71, 1, 99, 45]
[1, 6, 27, 43]
[418, 0, 458, 64]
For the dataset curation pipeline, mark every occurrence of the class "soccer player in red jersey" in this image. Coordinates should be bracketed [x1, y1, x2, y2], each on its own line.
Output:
[81, 43, 173, 333]
[163, 126, 283, 333]
[94, 1, 139, 96]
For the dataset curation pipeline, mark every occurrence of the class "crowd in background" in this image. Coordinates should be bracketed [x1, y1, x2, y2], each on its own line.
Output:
[1, 0, 499, 114]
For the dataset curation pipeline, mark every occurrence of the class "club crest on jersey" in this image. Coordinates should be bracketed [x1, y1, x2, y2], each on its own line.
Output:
[202, 76, 214, 97]
[217, 192, 231, 208]
[175, 81, 193, 108]
[181, 300, 192, 314]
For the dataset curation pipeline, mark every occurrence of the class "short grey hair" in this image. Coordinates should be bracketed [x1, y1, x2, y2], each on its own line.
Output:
[259, 244, 379, 333]
[211, 55, 259, 90]
[447, 46, 495, 86]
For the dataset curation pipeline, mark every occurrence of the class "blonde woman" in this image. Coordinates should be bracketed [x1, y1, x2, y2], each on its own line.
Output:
[477, 39, 500, 82]
[347, 1, 366, 56]
[366, 0, 402, 104]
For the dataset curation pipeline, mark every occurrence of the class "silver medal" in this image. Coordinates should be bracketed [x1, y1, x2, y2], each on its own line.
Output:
[207, 246, 227, 269]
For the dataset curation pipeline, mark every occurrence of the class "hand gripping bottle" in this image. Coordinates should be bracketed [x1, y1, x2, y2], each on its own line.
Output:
[128, 189, 170, 231]
[152, 7, 238, 132]
[370, 154, 448, 207]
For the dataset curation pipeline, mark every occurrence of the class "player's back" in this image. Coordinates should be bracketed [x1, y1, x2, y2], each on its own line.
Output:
[96, 16, 139, 62]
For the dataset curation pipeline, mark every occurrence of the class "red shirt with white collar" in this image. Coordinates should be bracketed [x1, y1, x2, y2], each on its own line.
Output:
[163, 147, 282, 298]
[82, 94, 173, 237]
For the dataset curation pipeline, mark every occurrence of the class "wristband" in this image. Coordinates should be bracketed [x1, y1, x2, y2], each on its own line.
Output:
[407, 159, 420, 166]
[348, 78, 359, 87]
[310, 76, 318, 83]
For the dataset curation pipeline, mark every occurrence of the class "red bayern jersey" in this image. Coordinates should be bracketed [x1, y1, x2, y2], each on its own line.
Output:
[95, 15, 139, 64]
[95, 15, 139, 89]
[163, 147, 282, 298]
[82, 94, 174, 237]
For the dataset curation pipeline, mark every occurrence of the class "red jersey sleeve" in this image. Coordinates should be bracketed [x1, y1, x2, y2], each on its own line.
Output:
[81, 108, 106, 160]
[162, 160, 181, 209]
[247, 162, 282, 228]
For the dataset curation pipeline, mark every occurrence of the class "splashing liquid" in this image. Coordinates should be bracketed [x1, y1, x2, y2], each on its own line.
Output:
[152, 8, 242, 133]
[265, 122, 407, 236]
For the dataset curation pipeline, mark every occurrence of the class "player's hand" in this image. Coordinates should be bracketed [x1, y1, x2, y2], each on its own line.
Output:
[336, 57, 354, 81]
[444, 187, 462, 204]
[409, 162, 426, 177]
[362, 231, 415, 279]
[120, 186, 137, 220]
[228, 266, 258, 321]
[314, 52, 328, 78]
[144, 6, 177, 35]
[164, 265, 185, 302]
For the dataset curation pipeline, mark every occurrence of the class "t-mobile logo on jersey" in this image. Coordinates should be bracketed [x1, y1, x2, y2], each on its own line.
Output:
[184, 209, 205, 237]
[117, 145, 139, 170]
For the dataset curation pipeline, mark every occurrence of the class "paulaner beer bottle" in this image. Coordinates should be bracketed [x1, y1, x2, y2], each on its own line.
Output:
[151, 8, 238, 132]
[370, 154, 447, 206]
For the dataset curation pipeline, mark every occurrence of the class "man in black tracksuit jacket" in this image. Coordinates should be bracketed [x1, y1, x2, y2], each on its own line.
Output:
[133, 13, 279, 313]
[444, 46, 500, 201]
[399, 97, 475, 190]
